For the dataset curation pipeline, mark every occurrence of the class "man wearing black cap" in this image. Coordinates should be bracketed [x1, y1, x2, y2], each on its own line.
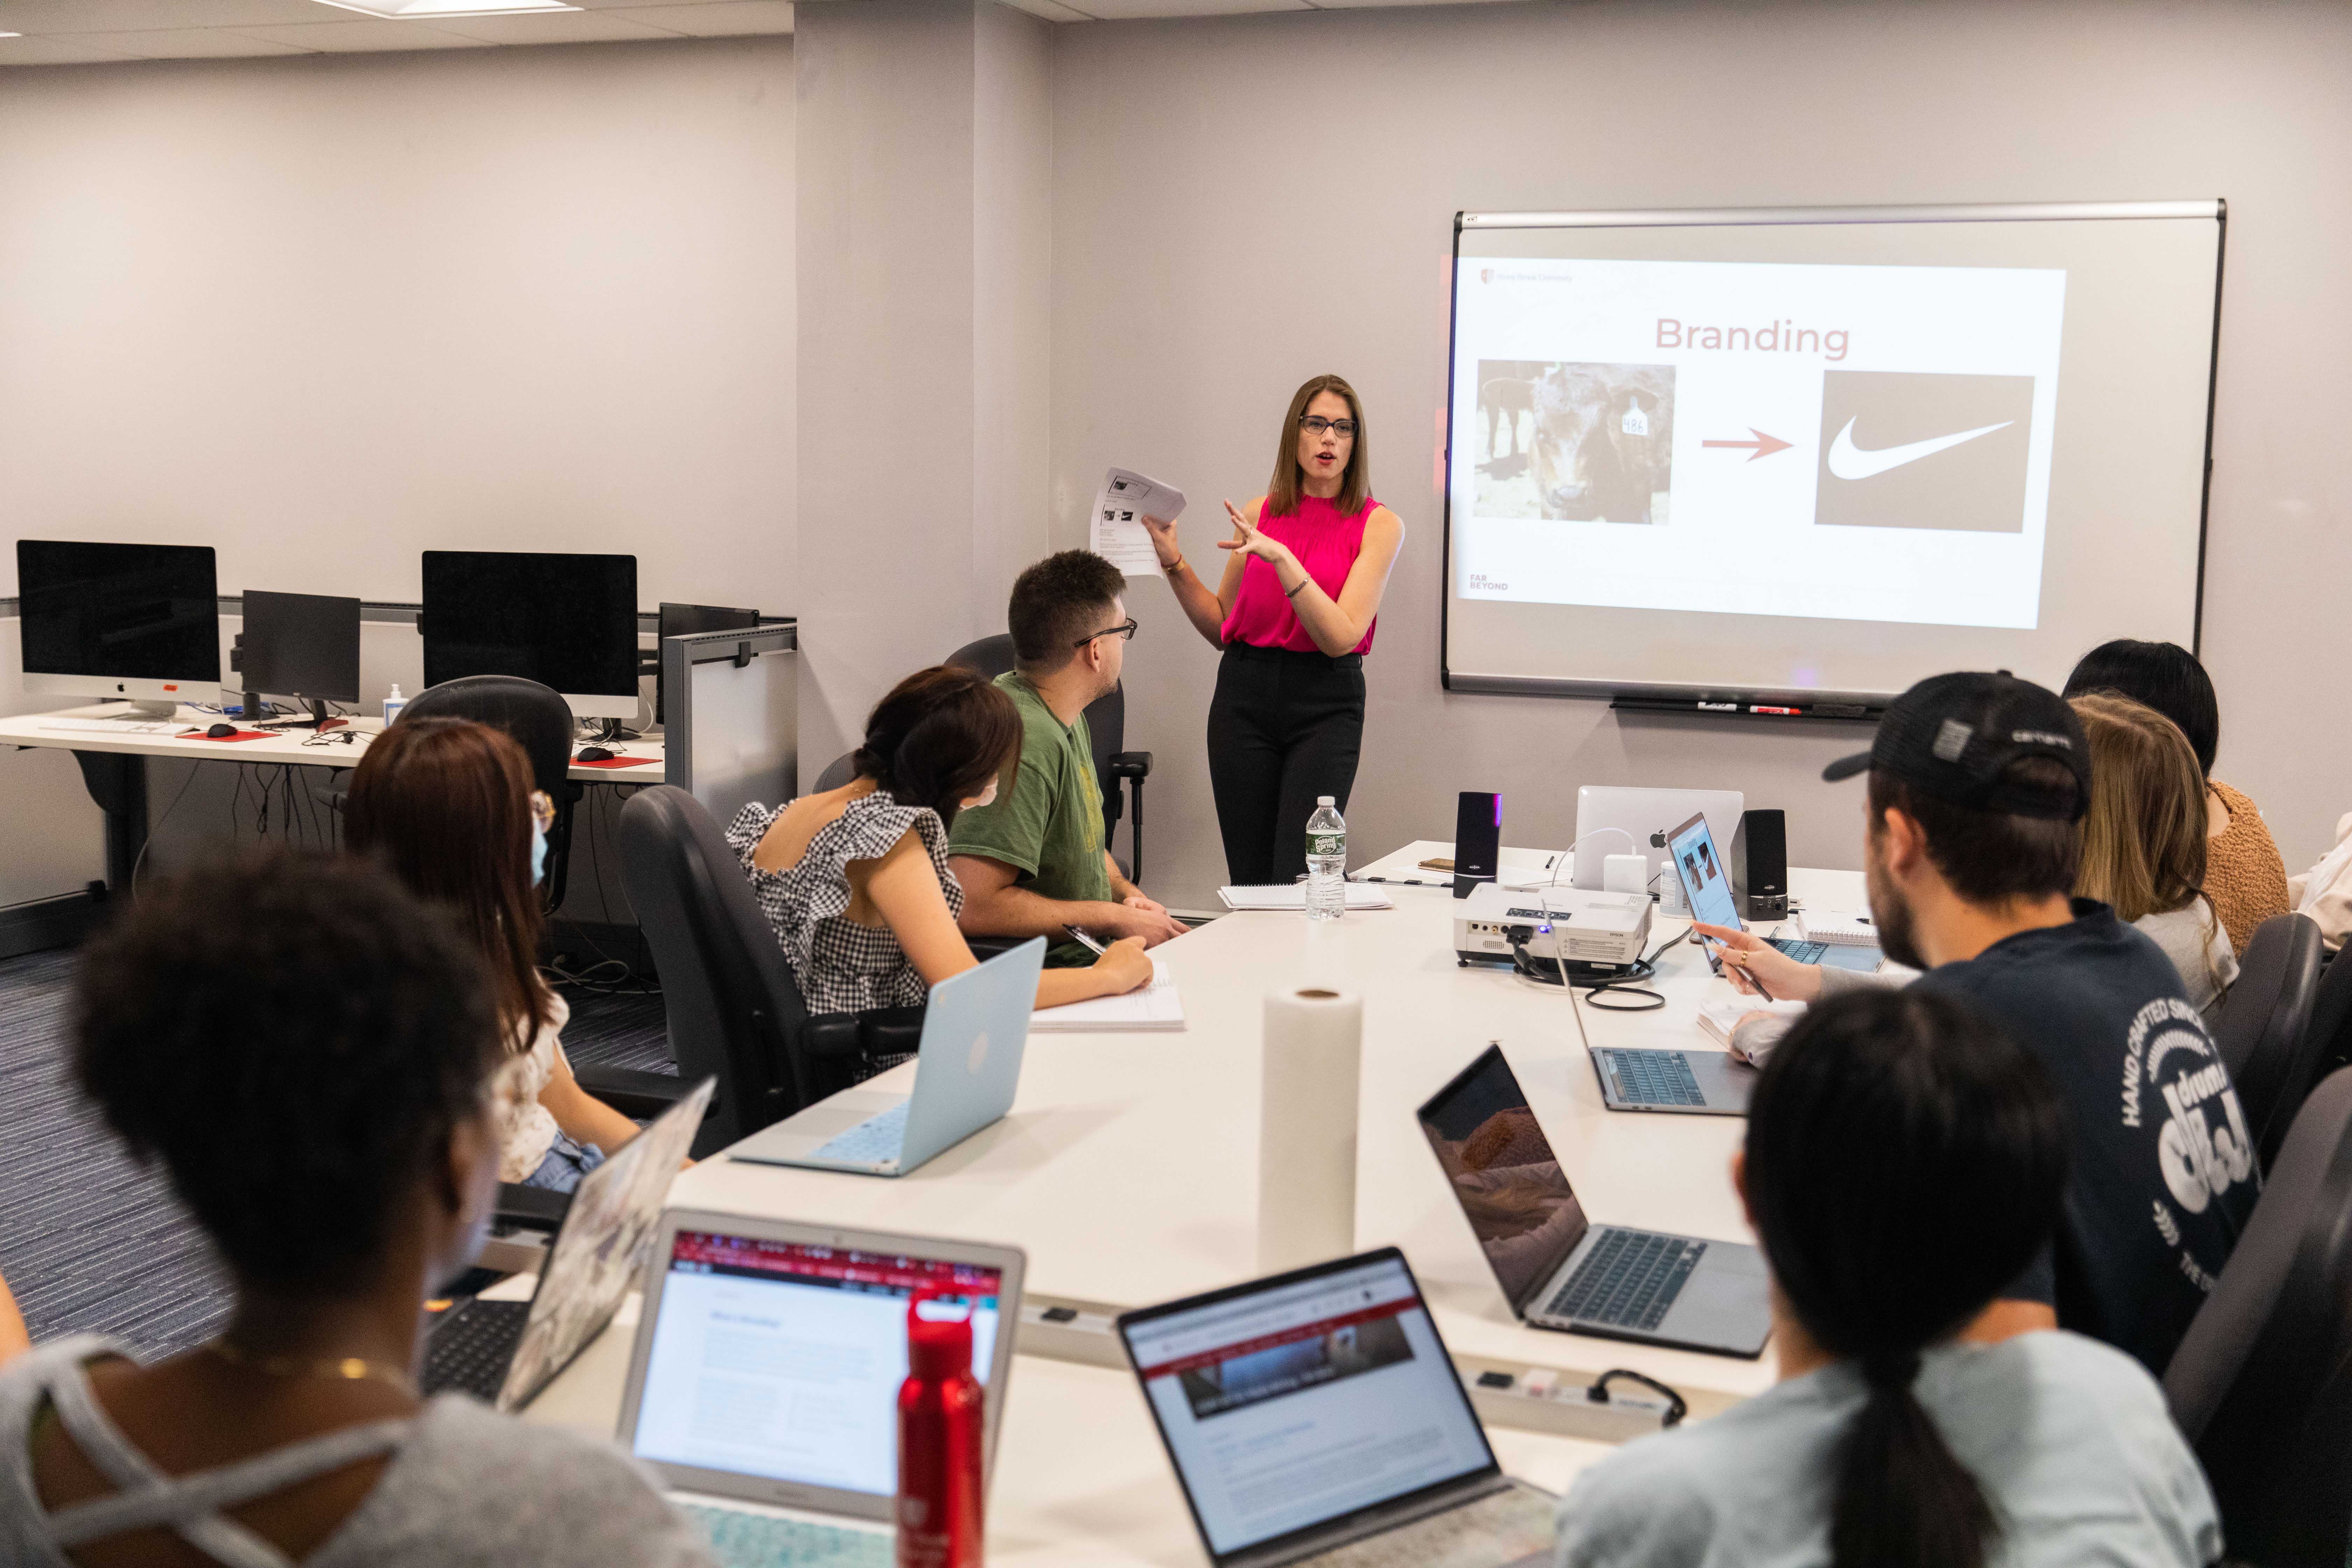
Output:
[1701, 671, 2255, 1375]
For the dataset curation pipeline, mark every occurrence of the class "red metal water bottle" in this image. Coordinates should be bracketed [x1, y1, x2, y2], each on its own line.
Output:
[896, 1293, 985, 1568]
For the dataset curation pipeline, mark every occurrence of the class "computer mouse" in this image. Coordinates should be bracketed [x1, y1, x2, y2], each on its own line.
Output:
[577, 745, 615, 762]
[205, 723, 238, 738]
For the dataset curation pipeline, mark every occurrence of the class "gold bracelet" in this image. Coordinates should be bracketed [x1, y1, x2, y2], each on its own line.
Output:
[1164, 555, 1187, 576]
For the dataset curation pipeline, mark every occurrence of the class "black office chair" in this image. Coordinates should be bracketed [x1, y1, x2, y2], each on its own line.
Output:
[813, 751, 859, 793]
[618, 786, 922, 1143]
[2213, 912, 2325, 1170]
[2164, 1067, 2352, 1566]
[398, 675, 586, 914]
[2302, 935, 2352, 1083]
[944, 633, 1153, 883]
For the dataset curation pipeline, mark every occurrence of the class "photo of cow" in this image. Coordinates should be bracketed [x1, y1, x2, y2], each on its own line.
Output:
[1475, 360, 1675, 525]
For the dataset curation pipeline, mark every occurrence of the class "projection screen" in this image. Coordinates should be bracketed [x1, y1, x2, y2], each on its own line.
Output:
[1442, 202, 2224, 708]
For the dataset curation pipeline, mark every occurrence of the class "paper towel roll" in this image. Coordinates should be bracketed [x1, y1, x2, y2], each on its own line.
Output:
[1257, 986, 1363, 1276]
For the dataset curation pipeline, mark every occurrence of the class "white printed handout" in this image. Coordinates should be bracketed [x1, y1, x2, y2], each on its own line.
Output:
[1451, 255, 2068, 630]
[1092, 468, 1186, 580]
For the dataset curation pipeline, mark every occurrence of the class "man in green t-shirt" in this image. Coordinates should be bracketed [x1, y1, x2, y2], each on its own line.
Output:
[950, 551, 1185, 964]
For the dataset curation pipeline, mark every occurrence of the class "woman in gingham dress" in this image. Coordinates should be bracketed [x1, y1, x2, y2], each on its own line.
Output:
[728, 666, 1151, 1038]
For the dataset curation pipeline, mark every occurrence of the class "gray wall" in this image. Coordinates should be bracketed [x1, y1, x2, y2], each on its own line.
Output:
[0, 35, 794, 908]
[1050, 0, 2352, 909]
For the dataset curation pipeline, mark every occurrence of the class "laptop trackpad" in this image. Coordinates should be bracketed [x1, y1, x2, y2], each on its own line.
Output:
[1295, 1483, 1556, 1567]
[1664, 1242, 1772, 1357]
[732, 1091, 904, 1159]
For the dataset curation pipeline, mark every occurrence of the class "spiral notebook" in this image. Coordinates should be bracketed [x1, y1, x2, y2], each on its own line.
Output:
[1794, 910, 1878, 946]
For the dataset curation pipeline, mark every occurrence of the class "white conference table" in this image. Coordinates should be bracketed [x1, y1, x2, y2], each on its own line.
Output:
[0, 701, 664, 888]
[658, 853, 1867, 1410]
[511, 845, 1868, 1562]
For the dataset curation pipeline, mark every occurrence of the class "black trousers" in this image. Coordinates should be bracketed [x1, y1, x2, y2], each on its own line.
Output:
[1207, 643, 1366, 887]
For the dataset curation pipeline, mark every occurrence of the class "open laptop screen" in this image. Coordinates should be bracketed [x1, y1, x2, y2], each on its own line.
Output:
[628, 1231, 1004, 1498]
[1418, 1046, 1589, 1309]
[499, 1076, 715, 1412]
[1119, 1251, 1497, 1563]
[1667, 811, 1742, 933]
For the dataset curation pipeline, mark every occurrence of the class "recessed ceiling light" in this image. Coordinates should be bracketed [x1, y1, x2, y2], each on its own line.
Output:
[0, 31, 22, 37]
[307, 0, 581, 17]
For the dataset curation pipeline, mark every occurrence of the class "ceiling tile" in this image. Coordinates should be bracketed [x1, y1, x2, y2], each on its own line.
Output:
[421, 9, 687, 39]
[997, 0, 1095, 19]
[224, 18, 497, 48]
[0, 30, 144, 61]
[598, 1, 791, 34]
[1074, 0, 1305, 15]
[35, 25, 314, 55]
[0, 0, 330, 31]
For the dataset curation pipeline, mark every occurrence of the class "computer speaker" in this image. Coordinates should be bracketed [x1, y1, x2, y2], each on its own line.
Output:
[1742, 808, 1788, 920]
[1454, 791, 1501, 899]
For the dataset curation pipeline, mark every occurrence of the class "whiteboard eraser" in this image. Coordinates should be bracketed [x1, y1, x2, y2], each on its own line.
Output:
[1603, 853, 1648, 895]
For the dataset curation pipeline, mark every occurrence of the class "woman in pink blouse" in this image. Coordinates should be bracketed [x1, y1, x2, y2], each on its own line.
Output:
[1143, 373, 1405, 885]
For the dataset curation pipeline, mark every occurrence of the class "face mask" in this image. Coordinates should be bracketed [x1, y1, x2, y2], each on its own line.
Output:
[530, 821, 549, 887]
[963, 777, 1000, 812]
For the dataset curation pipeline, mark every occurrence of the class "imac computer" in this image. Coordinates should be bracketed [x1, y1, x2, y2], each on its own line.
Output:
[17, 540, 223, 717]
[654, 601, 759, 726]
[420, 551, 640, 720]
[237, 590, 361, 728]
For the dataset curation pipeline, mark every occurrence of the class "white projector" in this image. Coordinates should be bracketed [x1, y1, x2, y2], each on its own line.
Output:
[1454, 881, 1653, 970]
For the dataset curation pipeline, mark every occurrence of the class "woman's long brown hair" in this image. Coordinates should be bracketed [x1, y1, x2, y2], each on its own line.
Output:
[345, 716, 553, 1048]
[1265, 372, 1369, 519]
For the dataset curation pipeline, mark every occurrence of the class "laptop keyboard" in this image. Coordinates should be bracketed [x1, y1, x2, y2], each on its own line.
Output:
[1607, 1049, 1706, 1107]
[812, 1100, 910, 1164]
[1547, 1228, 1705, 1332]
[420, 1298, 528, 1401]
[1770, 937, 1828, 964]
[683, 1504, 891, 1568]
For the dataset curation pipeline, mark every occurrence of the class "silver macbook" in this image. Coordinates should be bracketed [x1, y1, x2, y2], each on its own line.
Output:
[615, 1210, 1026, 1567]
[1118, 1248, 1557, 1568]
[1418, 1045, 1771, 1359]
[1588, 1044, 1753, 1118]
[730, 937, 1045, 1177]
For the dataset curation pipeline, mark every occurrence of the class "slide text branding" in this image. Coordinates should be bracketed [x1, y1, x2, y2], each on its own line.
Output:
[1657, 318, 1849, 360]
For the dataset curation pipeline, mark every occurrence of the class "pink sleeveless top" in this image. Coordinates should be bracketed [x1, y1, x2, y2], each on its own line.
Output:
[1219, 493, 1380, 655]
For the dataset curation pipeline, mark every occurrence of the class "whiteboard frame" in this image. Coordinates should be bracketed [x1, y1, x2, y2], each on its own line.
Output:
[1440, 200, 2226, 706]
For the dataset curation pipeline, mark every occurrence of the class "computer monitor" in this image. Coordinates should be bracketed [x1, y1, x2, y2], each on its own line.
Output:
[420, 551, 640, 720]
[654, 601, 759, 726]
[238, 589, 360, 727]
[16, 540, 223, 716]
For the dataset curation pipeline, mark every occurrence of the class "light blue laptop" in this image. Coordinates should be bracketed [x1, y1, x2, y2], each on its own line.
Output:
[728, 938, 1046, 1177]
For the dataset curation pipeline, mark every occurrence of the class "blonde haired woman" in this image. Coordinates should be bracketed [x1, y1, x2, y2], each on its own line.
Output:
[2071, 692, 2239, 1020]
[1142, 373, 1405, 885]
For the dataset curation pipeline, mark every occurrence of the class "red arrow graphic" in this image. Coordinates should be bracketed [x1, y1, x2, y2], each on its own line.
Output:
[1700, 429, 1794, 461]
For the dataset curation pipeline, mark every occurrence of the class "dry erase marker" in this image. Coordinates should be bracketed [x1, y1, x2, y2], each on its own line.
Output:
[1062, 924, 1108, 956]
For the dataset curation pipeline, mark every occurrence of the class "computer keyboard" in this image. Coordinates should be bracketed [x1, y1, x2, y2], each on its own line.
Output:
[683, 1504, 891, 1568]
[38, 718, 184, 736]
[420, 1298, 528, 1401]
[1769, 937, 1829, 964]
[1548, 1228, 1704, 1332]
[1606, 1049, 1707, 1107]
[812, 1100, 910, 1164]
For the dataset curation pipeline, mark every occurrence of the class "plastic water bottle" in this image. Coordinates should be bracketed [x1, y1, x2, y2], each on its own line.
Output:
[1306, 796, 1347, 922]
[381, 683, 406, 726]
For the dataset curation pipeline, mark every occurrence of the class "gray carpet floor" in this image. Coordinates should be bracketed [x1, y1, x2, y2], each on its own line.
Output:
[0, 947, 674, 1355]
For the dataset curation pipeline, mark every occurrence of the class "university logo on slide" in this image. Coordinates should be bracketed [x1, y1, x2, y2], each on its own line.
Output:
[1815, 370, 2036, 533]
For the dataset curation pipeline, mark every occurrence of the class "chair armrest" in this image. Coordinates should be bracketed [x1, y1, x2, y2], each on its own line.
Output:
[1109, 750, 1153, 779]
[572, 1065, 693, 1121]
[493, 1182, 570, 1234]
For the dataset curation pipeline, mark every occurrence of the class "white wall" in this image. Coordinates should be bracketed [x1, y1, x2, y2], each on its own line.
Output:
[0, 36, 796, 612]
[1050, 0, 2352, 909]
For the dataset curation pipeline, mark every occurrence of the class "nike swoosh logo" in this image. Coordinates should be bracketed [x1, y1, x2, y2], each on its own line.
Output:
[1826, 416, 2014, 480]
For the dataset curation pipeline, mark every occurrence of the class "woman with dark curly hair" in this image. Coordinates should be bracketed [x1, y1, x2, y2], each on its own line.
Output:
[0, 853, 713, 1566]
